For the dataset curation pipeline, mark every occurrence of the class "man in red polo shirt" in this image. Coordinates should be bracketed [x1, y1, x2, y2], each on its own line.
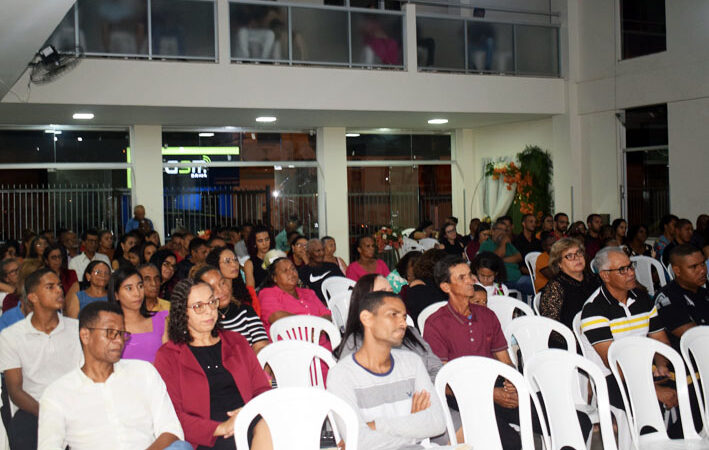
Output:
[424, 255, 590, 449]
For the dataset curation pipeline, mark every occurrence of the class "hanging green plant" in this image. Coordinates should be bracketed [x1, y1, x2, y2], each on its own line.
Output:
[505, 146, 554, 227]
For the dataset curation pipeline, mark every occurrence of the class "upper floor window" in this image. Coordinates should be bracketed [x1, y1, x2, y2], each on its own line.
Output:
[620, 0, 666, 59]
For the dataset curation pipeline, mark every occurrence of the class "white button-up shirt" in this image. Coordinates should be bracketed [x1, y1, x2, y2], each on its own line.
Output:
[0, 313, 83, 403]
[68, 252, 111, 282]
[38, 359, 184, 450]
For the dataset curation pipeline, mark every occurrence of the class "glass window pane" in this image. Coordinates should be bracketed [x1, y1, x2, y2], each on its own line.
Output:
[416, 17, 464, 71]
[625, 149, 668, 236]
[625, 104, 668, 148]
[230, 4, 288, 62]
[291, 8, 348, 64]
[621, 0, 666, 59]
[0, 130, 129, 164]
[78, 0, 149, 55]
[151, 0, 215, 59]
[162, 132, 316, 162]
[45, 7, 76, 53]
[412, 135, 451, 161]
[467, 21, 513, 73]
[351, 12, 403, 67]
[0, 131, 55, 164]
[515, 25, 559, 76]
[347, 134, 450, 161]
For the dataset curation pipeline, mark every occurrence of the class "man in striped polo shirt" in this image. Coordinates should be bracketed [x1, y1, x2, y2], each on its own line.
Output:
[580, 247, 698, 438]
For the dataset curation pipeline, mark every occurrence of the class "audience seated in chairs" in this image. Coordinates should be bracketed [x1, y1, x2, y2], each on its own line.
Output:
[65, 260, 110, 319]
[327, 291, 447, 449]
[205, 246, 260, 315]
[149, 249, 179, 300]
[662, 218, 695, 267]
[580, 246, 703, 438]
[532, 232, 555, 293]
[654, 214, 679, 262]
[439, 222, 466, 257]
[38, 301, 190, 450]
[322, 235, 348, 275]
[137, 262, 171, 312]
[465, 222, 490, 261]
[403, 248, 447, 327]
[480, 220, 534, 301]
[43, 244, 79, 298]
[511, 214, 542, 261]
[345, 235, 390, 282]
[0, 258, 22, 313]
[624, 223, 654, 257]
[297, 238, 344, 305]
[154, 278, 273, 450]
[470, 251, 508, 298]
[584, 214, 603, 260]
[68, 229, 111, 283]
[553, 213, 569, 239]
[387, 250, 421, 296]
[247, 225, 276, 288]
[0, 268, 83, 450]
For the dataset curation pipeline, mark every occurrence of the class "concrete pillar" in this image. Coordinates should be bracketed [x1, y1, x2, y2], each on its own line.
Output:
[129, 125, 165, 242]
[451, 129, 480, 233]
[403, 3, 418, 73]
[316, 127, 350, 263]
[216, 0, 231, 64]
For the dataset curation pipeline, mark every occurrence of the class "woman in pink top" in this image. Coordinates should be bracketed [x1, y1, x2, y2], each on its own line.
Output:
[345, 236, 390, 282]
[258, 258, 332, 346]
[108, 267, 168, 363]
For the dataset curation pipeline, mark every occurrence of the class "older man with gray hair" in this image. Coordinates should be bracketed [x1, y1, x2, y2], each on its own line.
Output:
[297, 238, 344, 306]
[580, 246, 702, 438]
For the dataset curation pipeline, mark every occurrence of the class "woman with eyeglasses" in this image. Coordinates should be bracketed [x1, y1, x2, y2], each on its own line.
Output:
[0, 258, 22, 313]
[43, 244, 79, 296]
[287, 235, 309, 269]
[154, 278, 272, 450]
[108, 267, 168, 363]
[439, 222, 465, 257]
[65, 260, 111, 318]
[206, 246, 261, 316]
[539, 237, 600, 330]
[150, 249, 178, 300]
[19, 235, 49, 282]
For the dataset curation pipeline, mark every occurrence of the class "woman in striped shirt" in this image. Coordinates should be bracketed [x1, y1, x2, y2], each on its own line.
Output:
[194, 265, 269, 354]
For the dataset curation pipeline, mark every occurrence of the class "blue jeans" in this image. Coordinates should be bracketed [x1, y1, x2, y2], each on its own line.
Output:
[166, 440, 193, 450]
[506, 275, 534, 304]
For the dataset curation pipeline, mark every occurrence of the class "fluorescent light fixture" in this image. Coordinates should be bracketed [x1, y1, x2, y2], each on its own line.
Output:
[256, 116, 277, 123]
[224, 126, 236, 130]
[428, 118, 448, 124]
[77, 137, 83, 142]
[377, 128, 391, 132]
[274, 165, 283, 171]
[346, 133, 360, 137]
[198, 132, 214, 137]
[287, 164, 295, 168]
[72, 112, 94, 120]
[45, 129, 61, 134]
[161, 146, 240, 156]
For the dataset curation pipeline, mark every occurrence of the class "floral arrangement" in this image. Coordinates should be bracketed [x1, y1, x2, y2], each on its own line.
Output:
[196, 229, 211, 240]
[374, 227, 404, 252]
[484, 160, 535, 215]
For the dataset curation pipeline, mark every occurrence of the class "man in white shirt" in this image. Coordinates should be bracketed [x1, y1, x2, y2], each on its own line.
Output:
[0, 268, 83, 449]
[68, 229, 111, 282]
[38, 301, 189, 450]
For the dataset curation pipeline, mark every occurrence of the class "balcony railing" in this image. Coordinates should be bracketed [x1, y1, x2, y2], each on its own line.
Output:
[416, 14, 560, 76]
[229, 0, 404, 69]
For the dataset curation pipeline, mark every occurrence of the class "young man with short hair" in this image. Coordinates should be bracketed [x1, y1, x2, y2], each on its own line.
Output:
[661, 218, 694, 267]
[584, 213, 603, 260]
[553, 213, 569, 239]
[38, 301, 188, 450]
[654, 214, 679, 261]
[175, 237, 209, 281]
[0, 268, 83, 449]
[69, 229, 111, 282]
[327, 291, 447, 450]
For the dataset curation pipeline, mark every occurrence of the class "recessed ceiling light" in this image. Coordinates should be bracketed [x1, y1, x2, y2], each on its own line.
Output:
[198, 132, 214, 137]
[378, 128, 391, 132]
[346, 133, 360, 137]
[45, 129, 61, 134]
[77, 137, 83, 142]
[428, 118, 448, 124]
[256, 116, 277, 123]
[72, 113, 94, 120]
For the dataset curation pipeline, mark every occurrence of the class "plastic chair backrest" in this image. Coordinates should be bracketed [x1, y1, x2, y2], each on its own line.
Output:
[503, 315, 577, 370]
[608, 336, 703, 445]
[328, 291, 351, 333]
[257, 340, 336, 388]
[680, 326, 709, 433]
[234, 387, 359, 450]
[666, 263, 675, 279]
[525, 251, 541, 287]
[589, 257, 599, 274]
[525, 350, 618, 450]
[417, 301, 447, 335]
[487, 295, 535, 331]
[532, 292, 541, 315]
[405, 314, 415, 327]
[401, 227, 416, 238]
[630, 255, 668, 296]
[269, 314, 342, 349]
[419, 237, 439, 250]
[434, 356, 535, 449]
[320, 276, 355, 303]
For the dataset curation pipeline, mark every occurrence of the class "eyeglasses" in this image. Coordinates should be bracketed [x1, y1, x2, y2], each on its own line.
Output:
[189, 298, 219, 314]
[602, 263, 636, 275]
[87, 327, 130, 340]
[221, 257, 238, 265]
[294, 243, 307, 248]
[92, 270, 110, 276]
[7, 268, 19, 275]
[563, 250, 585, 261]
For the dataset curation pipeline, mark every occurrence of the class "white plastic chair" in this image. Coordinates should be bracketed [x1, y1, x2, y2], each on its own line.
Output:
[234, 387, 359, 450]
[257, 340, 336, 388]
[401, 227, 416, 238]
[487, 295, 535, 332]
[398, 238, 425, 259]
[269, 314, 342, 349]
[320, 276, 355, 304]
[589, 257, 599, 274]
[419, 237, 439, 250]
[608, 336, 708, 449]
[525, 350, 618, 450]
[532, 292, 542, 315]
[406, 314, 415, 327]
[630, 256, 669, 296]
[328, 291, 351, 333]
[525, 251, 541, 290]
[503, 315, 577, 370]
[434, 355, 535, 449]
[417, 301, 447, 335]
[661, 259, 675, 280]
[680, 326, 709, 435]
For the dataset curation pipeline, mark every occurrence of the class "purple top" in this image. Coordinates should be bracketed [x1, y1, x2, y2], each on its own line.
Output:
[122, 310, 168, 363]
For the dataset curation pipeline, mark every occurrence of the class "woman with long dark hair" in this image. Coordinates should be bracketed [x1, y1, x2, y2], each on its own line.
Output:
[464, 222, 491, 261]
[246, 225, 275, 288]
[611, 218, 628, 246]
[112, 232, 141, 270]
[206, 246, 261, 316]
[625, 224, 653, 257]
[108, 267, 166, 363]
[65, 260, 110, 318]
[150, 249, 178, 300]
[42, 244, 78, 296]
[336, 273, 442, 381]
[470, 251, 509, 297]
[154, 278, 272, 449]
[438, 222, 465, 257]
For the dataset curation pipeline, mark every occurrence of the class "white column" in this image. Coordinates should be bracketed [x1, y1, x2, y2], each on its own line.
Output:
[316, 127, 350, 263]
[451, 129, 479, 233]
[403, 3, 417, 73]
[129, 125, 165, 242]
[216, 0, 231, 64]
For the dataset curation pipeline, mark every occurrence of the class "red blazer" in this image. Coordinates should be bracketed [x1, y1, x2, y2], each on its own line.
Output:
[154, 330, 270, 448]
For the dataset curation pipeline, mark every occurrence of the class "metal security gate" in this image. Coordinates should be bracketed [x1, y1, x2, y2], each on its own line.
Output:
[0, 184, 132, 240]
